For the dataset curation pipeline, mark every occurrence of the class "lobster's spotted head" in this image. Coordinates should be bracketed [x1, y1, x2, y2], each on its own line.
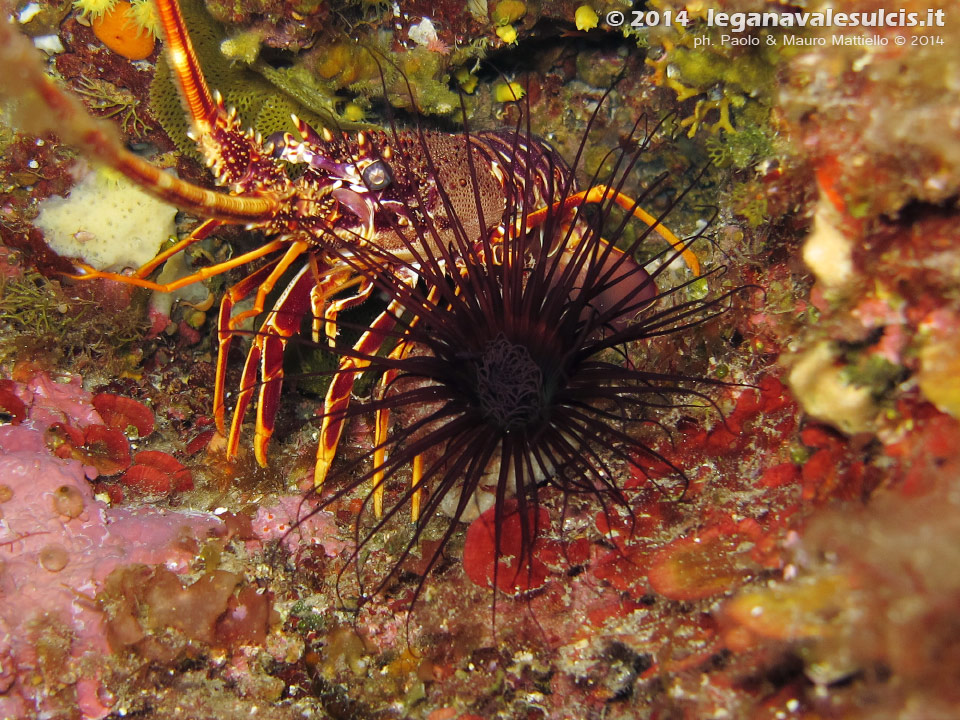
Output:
[268, 118, 507, 257]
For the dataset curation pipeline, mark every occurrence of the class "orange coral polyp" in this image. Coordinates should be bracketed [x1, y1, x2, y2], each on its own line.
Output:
[92, 1, 155, 61]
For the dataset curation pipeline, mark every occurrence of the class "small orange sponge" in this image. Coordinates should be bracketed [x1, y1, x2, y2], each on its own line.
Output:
[92, 0, 155, 60]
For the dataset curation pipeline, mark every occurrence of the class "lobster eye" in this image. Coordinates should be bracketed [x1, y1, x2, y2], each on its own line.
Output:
[362, 159, 392, 191]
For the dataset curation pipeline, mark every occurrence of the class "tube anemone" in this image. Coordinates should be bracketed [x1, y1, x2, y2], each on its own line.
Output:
[298, 106, 748, 612]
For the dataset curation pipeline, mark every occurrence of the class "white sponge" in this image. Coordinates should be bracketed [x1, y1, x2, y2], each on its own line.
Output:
[35, 165, 177, 271]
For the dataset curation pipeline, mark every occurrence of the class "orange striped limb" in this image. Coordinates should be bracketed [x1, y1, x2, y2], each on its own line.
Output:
[371, 340, 413, 517]
[153, 0, 217, 131]
[224, 239, 311, 332]
[522, 185, 701, 276]
[314, 298, 407, 491]
[134, 219, 222, 279]
[69, 217, 221, 289]
[69, 238, 288, 293]
[251, 266, 318, 465]
[309, 269, 362, 343]
[370, 338, 416, 518]
[217, 240, 314, 461]
[323, 278, 375, 348]
[370, 284, 440, 518]
[213, 259, 359, 451]
[214, 262, 277, 435]
[411, 453, 424, 522]
[253, 263, 376, 463]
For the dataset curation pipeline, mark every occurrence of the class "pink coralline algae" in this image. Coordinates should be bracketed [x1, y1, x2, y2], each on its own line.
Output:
[19, 372, 102, 431]
[0, 381, 26, 425]
[0, 403, 224, 718]
[250, 495, 347, 557]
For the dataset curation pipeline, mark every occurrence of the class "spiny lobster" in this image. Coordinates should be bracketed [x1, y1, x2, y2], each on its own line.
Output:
[0, 0, 699, 512]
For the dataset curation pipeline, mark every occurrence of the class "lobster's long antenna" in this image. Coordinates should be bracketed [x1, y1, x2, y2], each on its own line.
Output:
[154, 0, 218, 130]
[0, 1, 279, 222]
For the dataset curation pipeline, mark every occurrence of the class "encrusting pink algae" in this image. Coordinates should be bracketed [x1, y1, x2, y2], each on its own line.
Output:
[0, 378, 224, 718]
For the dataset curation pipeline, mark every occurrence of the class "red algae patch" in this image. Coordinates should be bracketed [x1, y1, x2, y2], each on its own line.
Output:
[462, 500, 551, 593]
[46, 422, 132, 476]
[185, 427, 216, 455]
[122, 464, 171, 493]
[0, 380, 26, 424]
[92, 393, 155, 437]
[647, 526, 759, 602]
[123, 450, 193, 492]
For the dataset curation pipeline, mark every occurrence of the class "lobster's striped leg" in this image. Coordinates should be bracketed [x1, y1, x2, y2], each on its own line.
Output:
[133, 218, 222, 279]
[411, 454, 424, 522]
[224, 241, 318, 334]
[224, 240, 308, 458]
[253, 265, 321, 465]
[252, 264, 369, 464]
[522, 185, 701, 275]
[323, 278, 375, 348]
[69, 239, 288, 292]
[308, 267, 361, 343]
[370, 284, 441, 518]
[214, 263, 277, 434]
[314, 297, 408, 491]
[371, 338, 414, 518]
